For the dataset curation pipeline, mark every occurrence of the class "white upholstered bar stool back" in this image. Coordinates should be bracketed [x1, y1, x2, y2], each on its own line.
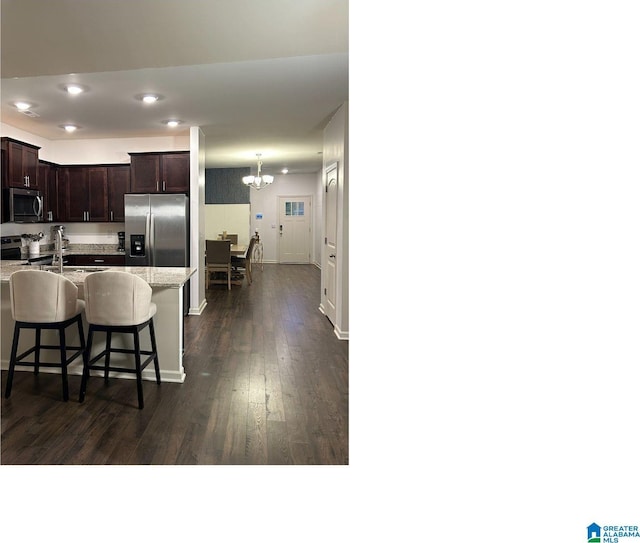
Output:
[5, 269, 86, 402]
[79, 271, 160, 409]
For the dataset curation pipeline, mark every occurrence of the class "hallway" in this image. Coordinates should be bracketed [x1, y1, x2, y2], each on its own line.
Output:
[1, 264, 349, 464]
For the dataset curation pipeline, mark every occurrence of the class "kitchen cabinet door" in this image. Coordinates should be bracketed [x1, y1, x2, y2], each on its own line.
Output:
[39, 160, 59, 222]
[130, 154, 160, 193]
[129, 152, 189, 193]
[3, 139, 40, 189]
[107, 165, 130, 221]
[161, 153, 190, 193]
[61, 167, 89, 221]
[60, 167, 108, 222]
[87, 167, 109, 222]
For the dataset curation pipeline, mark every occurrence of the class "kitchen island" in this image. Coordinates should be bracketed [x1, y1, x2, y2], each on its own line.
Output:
[0, 261, 196, 384]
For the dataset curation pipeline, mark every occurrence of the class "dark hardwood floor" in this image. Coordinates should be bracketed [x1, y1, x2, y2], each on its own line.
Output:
[0, 264, 348, 465]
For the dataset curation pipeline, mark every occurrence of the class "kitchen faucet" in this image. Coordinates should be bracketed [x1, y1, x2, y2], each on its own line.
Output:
[52, 227, 64, 273]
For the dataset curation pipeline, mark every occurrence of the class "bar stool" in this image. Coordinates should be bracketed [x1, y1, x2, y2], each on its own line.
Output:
[79, 271, 160, 409]
[5, 269, 86, 402]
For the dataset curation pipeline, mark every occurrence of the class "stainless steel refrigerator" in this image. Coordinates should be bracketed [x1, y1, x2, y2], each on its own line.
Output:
[124, 193, 189, 267]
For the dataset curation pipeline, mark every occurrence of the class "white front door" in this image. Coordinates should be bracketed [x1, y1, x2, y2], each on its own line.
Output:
[278, 196, 312, 263]
[323, 163, 338, 325]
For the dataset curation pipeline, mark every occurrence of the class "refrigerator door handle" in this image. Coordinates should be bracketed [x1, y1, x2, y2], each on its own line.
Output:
[145, 212, 153, 266]
[149, 213, 155, 266]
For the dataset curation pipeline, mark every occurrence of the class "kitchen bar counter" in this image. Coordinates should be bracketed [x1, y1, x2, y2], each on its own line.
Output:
[0, 261, 196, 385]
[0, 260, 194, 288]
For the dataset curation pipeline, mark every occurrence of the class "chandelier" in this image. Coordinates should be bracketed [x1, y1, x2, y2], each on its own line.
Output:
[243, 154, 274, 190]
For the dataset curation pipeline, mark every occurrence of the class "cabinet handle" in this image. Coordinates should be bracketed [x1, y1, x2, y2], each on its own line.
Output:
[110, 211, 114, 221]
[163, 181, 166, 191]
[93, 259, 105, 263]
[156, 181, 159, 192]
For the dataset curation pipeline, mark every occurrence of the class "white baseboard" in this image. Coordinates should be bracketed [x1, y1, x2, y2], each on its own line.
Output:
[318, 304, 348, 340]
[333, 326, 349, 341]
[189, 298, 207, 315]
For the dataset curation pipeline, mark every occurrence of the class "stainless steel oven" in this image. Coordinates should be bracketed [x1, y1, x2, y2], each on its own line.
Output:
[1, 236, 53, 265]
[1, 236, 24, 260]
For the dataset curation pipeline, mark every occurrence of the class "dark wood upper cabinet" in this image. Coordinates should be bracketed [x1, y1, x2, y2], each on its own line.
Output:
[2, 138, 40, 189]
[161, 153, 190, 193]
[60, 167, 88, 222]
[107, 165, 130, 222]
[87, 167, 109, 222]
[39, 160, 59, 222]
[59, 166, 108, 222]
[130, 151, 189, 193]
[2, 139, 190, 223]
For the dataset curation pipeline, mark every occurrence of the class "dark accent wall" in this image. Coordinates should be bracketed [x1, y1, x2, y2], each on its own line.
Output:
[205, 168, 250, 204]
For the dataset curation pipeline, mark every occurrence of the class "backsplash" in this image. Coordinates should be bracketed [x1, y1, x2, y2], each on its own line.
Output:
[0, 222, 124, 245]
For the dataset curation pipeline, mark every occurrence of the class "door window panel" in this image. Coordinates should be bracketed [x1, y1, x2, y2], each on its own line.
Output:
[285, 201, 305, 216]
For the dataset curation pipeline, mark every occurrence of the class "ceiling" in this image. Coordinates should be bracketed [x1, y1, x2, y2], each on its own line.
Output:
[0, 0, 349, 174]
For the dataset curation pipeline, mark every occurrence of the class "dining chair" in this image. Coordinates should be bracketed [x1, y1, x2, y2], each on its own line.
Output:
[206, 239, 232, 290]
[5, 269, 87, 402]
[231, 235, 258, 285]
[79, 271, 160, 409]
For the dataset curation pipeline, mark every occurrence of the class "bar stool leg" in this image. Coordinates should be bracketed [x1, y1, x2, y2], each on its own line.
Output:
[149, 319, 161, 385]
[79, 326, 95, 403]
[104, 330, 112, 382]
[5, 325, 20, 399]
[133, 328, 144, 409]
[59, 326, 69, 402]
[34, 328, 41, 375]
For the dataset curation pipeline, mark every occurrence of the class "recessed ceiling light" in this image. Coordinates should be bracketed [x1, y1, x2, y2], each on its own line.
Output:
[14, 101, 32, 110]
[64, 83, 87, 96]
[136, 93, 163, 104]
[163, 120, 182, 127]
[60, 124, 79, 132]
[281, 168, 289, 174]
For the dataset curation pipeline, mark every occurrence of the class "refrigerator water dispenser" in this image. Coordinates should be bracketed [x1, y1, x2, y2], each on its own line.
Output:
[130, 234, 145, 257]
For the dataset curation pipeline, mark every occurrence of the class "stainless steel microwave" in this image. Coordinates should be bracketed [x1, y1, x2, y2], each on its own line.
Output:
[4, 187, 43, 223]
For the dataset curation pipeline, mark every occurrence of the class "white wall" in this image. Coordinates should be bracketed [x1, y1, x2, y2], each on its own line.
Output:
[1, 122, 189, 165]
[204, 204, 251, 245]
[248, 173, 320, 264]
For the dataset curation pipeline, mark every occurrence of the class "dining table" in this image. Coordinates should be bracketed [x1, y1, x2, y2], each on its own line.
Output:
[230, 244, 247, 257]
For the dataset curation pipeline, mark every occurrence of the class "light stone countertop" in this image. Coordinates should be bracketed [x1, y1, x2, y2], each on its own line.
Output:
[0, 260, 196, 288]
[36, 244, 125, 257]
